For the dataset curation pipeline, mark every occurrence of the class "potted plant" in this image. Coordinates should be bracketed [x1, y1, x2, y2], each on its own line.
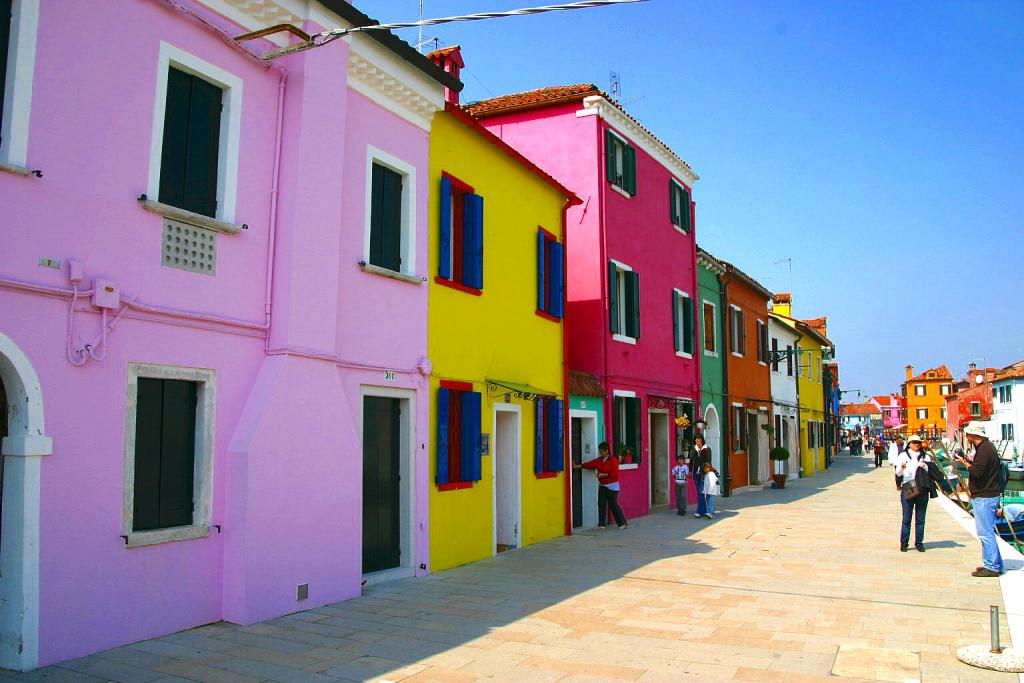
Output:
[769, 446, 790, 488]
[617, 442, 635, 464]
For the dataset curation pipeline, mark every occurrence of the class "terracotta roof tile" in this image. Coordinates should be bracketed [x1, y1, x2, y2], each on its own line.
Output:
[841, 403, 881, 416]
[802, 317, 827, 330]
[773, 292, 791, 304]
[909, 364, 953, 381]
[426, 45, 461, 60]
[569, 371, 605, 398]
[465, 84, 601, 118]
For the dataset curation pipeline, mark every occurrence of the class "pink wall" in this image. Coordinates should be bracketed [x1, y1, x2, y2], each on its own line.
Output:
[481, 102, 700, 519]
[0, 0, 436, 666]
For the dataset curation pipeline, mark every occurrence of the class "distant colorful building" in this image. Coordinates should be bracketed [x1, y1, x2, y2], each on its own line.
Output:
[426, 51, 579, 569]
[768, 312, 801, 478]
[840, 402, 882, 433]
[871, 394, 903, 432]
[697, 248, 728, 491]
[902, 364, 953, 437]
[943, 364, 998, 442]
[467, 84, 701, 519]
[720, 262, 773, 491]
[993, 362, 1024, 454]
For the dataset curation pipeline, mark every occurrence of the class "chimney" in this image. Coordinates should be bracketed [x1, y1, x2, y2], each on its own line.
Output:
[905, 365, 913, 381]
[426, 45, 465, 104]
[969, 362, 977, 371]
[772, 293, 792, 318]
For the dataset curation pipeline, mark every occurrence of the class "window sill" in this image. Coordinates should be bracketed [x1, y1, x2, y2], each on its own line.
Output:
[672, 224, 691, 236]
[676, 350, 693, 359]
[704, 351, 719, 358]
[619, 463, 639, 470]
[139, 198, 245, 235]
[124, 524, 210, 548]
[437, 481, 473, 492]
[758, 361, 768, 367]
[435, 276, 481, 295]
[0, 161, 41, 178]
[361, 262, 424, 284]
[612, 333, 637, 345]
[731, 352, 744, 358]
[535, 471, 559, 479]
[535, 309, 562, 323]
[610, 184, 632, 199]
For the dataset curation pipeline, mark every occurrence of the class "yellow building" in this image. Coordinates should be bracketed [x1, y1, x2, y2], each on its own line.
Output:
[427, 99, 579, 572]
[903, 364, 952, 436]
[771, 296, 834, 476]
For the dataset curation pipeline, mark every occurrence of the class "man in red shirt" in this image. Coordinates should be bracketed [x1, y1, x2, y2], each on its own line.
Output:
[578, 442, 629, 529]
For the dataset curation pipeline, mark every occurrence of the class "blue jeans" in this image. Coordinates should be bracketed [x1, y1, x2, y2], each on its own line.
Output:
[704, 494, 715, 516]
[973, 496, 1004, 573]
[694, 473, 706, 515]
[900, 489, 928, 548]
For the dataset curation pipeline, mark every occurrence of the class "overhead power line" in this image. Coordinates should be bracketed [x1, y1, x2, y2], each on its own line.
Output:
[263, 0, 650, 60]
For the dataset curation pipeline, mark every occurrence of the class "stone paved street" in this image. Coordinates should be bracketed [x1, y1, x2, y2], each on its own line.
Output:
[5, 453, 1017, 682]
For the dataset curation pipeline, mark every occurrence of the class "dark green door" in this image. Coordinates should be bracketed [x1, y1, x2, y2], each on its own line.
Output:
[571, 418, 583, 527]
[362, 396, 401, 574]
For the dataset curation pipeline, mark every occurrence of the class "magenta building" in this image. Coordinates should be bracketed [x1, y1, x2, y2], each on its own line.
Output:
[468, 86, 701, 520]
[0, 0, 457, 669]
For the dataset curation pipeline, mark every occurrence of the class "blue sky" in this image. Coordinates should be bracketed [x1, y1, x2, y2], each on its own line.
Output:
[358, 0, 1024, 397]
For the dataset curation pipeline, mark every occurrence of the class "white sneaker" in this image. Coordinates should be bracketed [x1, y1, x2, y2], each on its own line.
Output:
[705, 513, 714, 519]
[693, 513, 702, 518]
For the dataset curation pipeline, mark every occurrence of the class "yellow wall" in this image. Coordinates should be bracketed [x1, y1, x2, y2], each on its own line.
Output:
[428, 111, 568, 572]
[774, 303, 826, 476]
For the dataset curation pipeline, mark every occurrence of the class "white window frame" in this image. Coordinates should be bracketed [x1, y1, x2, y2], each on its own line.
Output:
[122, 363, 216, 548]
[729, 305, 744, 358]
[146, 42, 243, 223]
[731, 402, 746, 453]
[0, 0, 39, 170]
[701, 299, 718, 357]
[612, 389, 639, 469]
[916, 407, 928, 420]
[674, 288, 693, 359]
[914, 384, 926, 396]
[941, 407, 947, 419]
[940, 383, 952, 396]
[364, 145, 418, 278]
[670, 178, 689, 234]
[756, 319, 768, 366]
[611, 259, 636, 345]
[607, 130, 631, 198]
[969, 401, 982, 417]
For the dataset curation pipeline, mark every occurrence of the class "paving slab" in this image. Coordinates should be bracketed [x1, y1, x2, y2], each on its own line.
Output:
[3, 452, 1016, 682]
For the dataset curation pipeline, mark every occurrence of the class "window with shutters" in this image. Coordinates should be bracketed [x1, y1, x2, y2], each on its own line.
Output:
[914, 384, 926, 396]
[808, 421, 816, 449]
[669, 179, 691, 232]
[672, 289, 695, 357]
[147, 44, 242, 223]
[364, 146, 417, 277]
[123, 364, 215, 547]
[940, 384, 952, 396]
[613, 394, 642, 463]
[917, 408, 928, 419]
[0, 0, 38, 169]
[770, 337, 780, 372]
[702, 300, 718, 355]
[158, 67, 224, 218]
[605, 129, 636, 196]
[729, 305, 746, 357]
[756, 320, 768, 364]
[731, 405, 746, 452]
[608, 260, 640, 343]
[534, 397, 565, 477]
[1003, 424, 1015, 441]
[970, 401, 982, 417]
[941, 407, 947, 419]
[536, 227, 564, 320]
[436, 382, 482, 490]
[437, 172, 484, 293]
[786, 345, 794, 377]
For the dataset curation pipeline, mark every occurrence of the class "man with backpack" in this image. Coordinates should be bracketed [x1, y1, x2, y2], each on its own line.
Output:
[957, 422, 1005, 577]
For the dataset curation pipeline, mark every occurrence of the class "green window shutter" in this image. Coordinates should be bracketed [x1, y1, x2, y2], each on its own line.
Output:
[627, 270, 640, 338]
[627, 397, 641, 460]
[682, 188, 692, 232]
[682, 295, 694, 355]
[605, 130, 616, 183]
[672, 291, 681, 352]
[608, 262, 620, 334]
[624, 144, 637, 195]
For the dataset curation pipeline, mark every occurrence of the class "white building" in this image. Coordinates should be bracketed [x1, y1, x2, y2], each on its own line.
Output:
[769, 314, 801, 477]
[992, 363, 1024, 458]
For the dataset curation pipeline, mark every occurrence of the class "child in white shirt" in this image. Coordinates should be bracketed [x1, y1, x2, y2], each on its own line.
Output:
[671, 454, 689, 516]
[702, 464, 720, 519]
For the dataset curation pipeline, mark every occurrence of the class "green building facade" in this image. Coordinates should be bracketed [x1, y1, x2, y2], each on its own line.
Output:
[697, 248, 728, 494]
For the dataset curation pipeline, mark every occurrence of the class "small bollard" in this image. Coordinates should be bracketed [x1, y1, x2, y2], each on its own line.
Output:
[991, 605, 1003, 654]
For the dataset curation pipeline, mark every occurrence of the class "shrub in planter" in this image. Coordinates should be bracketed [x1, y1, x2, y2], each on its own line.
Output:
[769, 447, 790, 488]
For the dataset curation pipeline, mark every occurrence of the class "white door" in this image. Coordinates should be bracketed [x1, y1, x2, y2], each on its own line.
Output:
[704, 404, 721, 473]
[570, 411, 599, 529]
[494, 407, 521, 551]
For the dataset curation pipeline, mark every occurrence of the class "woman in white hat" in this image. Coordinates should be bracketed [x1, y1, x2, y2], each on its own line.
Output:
[892, 434, 934, 552]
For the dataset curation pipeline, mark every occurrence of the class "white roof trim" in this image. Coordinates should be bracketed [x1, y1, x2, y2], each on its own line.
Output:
[346, 35, 444, 131]
[576, 95, 699, 186]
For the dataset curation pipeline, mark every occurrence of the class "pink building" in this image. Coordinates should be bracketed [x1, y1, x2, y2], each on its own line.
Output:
[467, 86, 701, 520]
[0, 0, 457, 669]
[871, 394, 903, 431]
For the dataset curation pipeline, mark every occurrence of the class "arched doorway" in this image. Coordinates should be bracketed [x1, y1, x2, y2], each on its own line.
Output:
[703, 404, 721, 473]
[0, 331, 52, 671]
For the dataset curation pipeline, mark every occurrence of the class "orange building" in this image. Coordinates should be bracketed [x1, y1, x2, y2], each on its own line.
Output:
[902, 364, 953, 436]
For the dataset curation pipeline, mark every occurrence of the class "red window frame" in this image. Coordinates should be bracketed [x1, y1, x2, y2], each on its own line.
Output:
[436, 172, 482, 296]
[536, 226, 561, 322]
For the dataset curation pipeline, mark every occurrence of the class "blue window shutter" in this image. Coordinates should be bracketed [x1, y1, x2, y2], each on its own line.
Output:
[608, 262, 620, 334]
[460, 391, 482, 482]
[436, 388, 450, 485]
[672, 291, 681, 352]
[439, 177, 452, 279]
[537, 232, 547, 312]
[546, 399, 564, 472]
[463, 193, 484, 290]
[535, 399, 545, 474]
[548, 241, 564, 318]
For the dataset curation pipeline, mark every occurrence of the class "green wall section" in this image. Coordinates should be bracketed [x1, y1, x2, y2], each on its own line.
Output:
[569, 394, 606, 443]
[698, 262, 728, 487]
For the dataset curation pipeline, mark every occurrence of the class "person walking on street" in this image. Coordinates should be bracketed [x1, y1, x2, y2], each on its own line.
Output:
[893, 434, 935, 552]
[957, 422, 1004, 577]
[702, 464, 720, 519]
[873, 436, 886, 468]
[577, 442, 628, 530]
[671, 454, 689, 516]
[690, 435, 712, 518]
[887, 436, 905, 466]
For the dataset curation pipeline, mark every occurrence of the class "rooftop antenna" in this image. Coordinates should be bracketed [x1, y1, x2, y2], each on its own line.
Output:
[773, 257, 793, 299]
[610, 71, 621, 100]
[418, 0, 424, 52]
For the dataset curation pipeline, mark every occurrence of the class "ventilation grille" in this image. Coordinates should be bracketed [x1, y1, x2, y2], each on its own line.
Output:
[162, 219, 217, 275]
